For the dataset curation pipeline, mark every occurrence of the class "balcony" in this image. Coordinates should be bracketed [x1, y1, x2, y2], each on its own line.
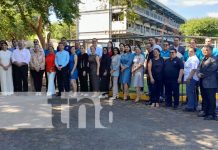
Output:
[134, 6, 180, 29]
[112, 21, 127, 32]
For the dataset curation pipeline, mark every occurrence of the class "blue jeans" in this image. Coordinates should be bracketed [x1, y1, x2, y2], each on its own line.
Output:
[186, 79, 198, 110]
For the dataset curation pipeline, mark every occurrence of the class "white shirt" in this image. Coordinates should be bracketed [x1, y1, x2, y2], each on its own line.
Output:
[184, 55, 199, 81]
[176, 52, 183, 59]
[152, 44, 162, 51]
[12, 48, 31, 64]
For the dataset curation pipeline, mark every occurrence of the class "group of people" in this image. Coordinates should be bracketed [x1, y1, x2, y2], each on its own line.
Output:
[0, 36, 218, 121]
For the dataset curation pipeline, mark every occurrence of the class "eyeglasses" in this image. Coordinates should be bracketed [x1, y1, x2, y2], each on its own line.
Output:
[170, 52, 175, 53]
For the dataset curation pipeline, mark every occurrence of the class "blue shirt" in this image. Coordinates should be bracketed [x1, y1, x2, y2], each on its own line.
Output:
[87, 47, 103, 58]
[55, 50, 70, 68]
[183, 48, 204, 62]
[76, 48, 81, 56]
[9, 47, 16, 52]
[57, 45, 71, 54]
[160, 50, 170, 60]
[44, 49, 57, 57]
[213, 48, 218, 57]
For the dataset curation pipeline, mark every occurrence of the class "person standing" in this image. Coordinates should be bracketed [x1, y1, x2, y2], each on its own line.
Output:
[30, 44, 45, 95]
[87, 38, 102, 58]
[12, 40, 31, 92]
[57, 37, 71, 54]
[88, 46, 100, 93]
[204, 38, 218, 57]
[110, 47, 121, 100]
[197, 46, 218, 120]
[169, 37, 185, 55]
[132, 47, 145, 102]
[148, 38, 162, 51]
[78, 45, 89, 92]
[161, 41, 170, 60]
[119, 43, 125, 55]
[164, 49, 184, 109]
[0, 41, 14, 95]
[144, 43, 153, 98]
[69, 46, 78, 94]
[99, 47, 111, 98]
[107, 41, 114, 57]
[183, 39, 204, 62]
[183, 48, 199, 112]
[55, 42, 70, 96]
[120, 44, 133, 100]
[148, 48, 164, 107]
[45, 46, 56, 96]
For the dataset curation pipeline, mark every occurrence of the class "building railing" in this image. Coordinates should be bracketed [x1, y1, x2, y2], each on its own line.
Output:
[134, 6, 180, 29]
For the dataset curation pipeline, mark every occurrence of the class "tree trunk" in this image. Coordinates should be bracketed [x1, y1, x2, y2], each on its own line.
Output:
[36, 30, 46, 49]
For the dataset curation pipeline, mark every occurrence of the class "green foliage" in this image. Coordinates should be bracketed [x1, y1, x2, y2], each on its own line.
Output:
[180, 17, 218, 37]
[0, 0, 80, 47]
[0, 13, 33, 40]
[50, 22, 76, 40]
[109, 0, 147, 23]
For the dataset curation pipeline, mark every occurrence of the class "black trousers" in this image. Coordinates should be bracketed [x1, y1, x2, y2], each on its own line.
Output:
[57, 66, 70, 93]
[14, 65, 28, 92]
[201, 86, 217, 116]
[200, 83, 206, 112]
[100, 75, 110, 93]
[12, 64, 17, 91]
[31, 70, 44, 92]
[150, 79, 163, 103]
[165, 80, 180, 107]
[78, 70, 88, 92]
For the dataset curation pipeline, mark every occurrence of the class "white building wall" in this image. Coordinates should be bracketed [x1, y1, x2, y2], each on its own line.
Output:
[78, 0, 111, 40]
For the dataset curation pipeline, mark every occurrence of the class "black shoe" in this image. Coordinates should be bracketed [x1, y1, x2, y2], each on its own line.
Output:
[215, 116, 218, 121]
[173, 106, 178, 110]
[56, 92, 61, 97]
[198, 111, 206, 117]
[204, 115, 215, 120]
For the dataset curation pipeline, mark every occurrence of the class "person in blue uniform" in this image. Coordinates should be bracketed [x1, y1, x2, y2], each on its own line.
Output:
[120, 44, 134, 100]
[164, 49, 184, 109]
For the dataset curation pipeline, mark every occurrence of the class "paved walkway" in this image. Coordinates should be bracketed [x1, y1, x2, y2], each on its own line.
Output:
[0, 96, 218, 150]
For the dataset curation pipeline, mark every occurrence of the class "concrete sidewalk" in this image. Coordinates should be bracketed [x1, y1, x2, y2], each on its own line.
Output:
[0, 96, 217, 150]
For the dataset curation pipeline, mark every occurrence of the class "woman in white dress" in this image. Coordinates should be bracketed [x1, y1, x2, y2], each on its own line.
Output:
[0, 41, 14, 95]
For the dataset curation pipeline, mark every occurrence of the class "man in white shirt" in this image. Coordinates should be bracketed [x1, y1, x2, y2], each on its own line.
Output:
[12, 40, 31, 92]
[87, 38, 102, 58]
[184, 47, 199, 111]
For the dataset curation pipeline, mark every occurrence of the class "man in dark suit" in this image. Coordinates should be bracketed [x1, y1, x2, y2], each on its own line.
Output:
[197, 45, 218, 121]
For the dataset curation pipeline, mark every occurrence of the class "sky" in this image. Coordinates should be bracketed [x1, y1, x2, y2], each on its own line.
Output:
[157, 0, 218, 19]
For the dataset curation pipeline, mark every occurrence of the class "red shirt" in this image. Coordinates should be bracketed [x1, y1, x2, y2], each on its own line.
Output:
[109, 49, 113, 57]
[45, 53, 56, 72]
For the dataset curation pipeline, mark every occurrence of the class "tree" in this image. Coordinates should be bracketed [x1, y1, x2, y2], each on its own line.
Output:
[0, 0, 80, 48]
[180, 17, 218, 37]
[0, 13, 34, 40]
[50, 22, 77, 40]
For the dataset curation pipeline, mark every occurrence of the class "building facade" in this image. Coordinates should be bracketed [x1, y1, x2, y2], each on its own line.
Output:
[77, 0, 186, 42]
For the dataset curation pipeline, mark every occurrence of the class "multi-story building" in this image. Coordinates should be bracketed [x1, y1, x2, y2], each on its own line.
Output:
[77, 0, 186, 42]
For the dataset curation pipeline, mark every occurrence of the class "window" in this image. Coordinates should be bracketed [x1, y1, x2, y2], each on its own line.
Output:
[112, 13, 123, 21]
